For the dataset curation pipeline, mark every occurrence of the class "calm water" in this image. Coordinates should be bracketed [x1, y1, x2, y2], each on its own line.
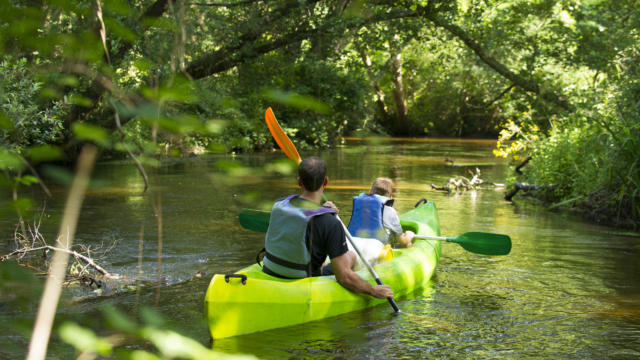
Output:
[1, 138, 639, 359]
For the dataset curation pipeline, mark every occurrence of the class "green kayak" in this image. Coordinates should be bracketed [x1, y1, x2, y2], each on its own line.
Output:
[204, 200, 441, 339]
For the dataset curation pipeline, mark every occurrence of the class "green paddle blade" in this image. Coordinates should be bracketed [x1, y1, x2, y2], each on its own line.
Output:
[238, 209, 270, 233]
[447, 232, 512, 256]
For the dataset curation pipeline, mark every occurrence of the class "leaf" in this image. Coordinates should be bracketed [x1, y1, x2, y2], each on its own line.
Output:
[103, 0, 134, 16]
[262, 89, 330, 114]
[68, 94, 93, 107]
[59, 322, 113, 355]
[140, 307, 165, 328]
[265, 158, 297, 175]
[215, 159, 250, 176]
[0, 150, 25, 171]
[41, 165, 74, 185]
[72, 123, 110, 147]
[56, 75, 78, 87]
[27, 145, 63, 163]
[101, 304, 138, 334]
[0, 113, 13, 129]
[10, 197, 34, 214]
[14, 175, 39, 186]
[139, 327, 258, 360]
[129, 350, 162, 360]
[141, 76, 197, 103]
[104, 17, 138, 42]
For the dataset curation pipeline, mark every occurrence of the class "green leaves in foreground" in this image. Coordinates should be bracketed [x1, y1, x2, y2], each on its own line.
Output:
[262, 88, 330, 115]
[59, 323, 113, 357]
[59, 306, 258, 360]
[72, 123, 111, 147]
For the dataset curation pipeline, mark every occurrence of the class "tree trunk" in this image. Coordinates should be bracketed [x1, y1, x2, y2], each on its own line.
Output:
[357, 47, 390, 124]
[390, 48, 410, 134]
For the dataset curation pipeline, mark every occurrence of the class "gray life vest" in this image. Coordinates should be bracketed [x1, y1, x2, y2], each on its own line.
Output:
[263, 195, 336, 278]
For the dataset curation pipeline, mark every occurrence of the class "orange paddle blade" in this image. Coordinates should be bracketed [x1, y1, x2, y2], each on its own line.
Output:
[265, 107, 301, 164]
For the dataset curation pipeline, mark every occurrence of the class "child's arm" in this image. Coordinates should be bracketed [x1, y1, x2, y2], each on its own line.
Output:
[382, 205, 415, 247]
[396, 230, 415, 248]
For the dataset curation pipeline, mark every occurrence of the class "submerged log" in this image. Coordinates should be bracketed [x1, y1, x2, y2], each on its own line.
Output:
[505, 182, 557, 201]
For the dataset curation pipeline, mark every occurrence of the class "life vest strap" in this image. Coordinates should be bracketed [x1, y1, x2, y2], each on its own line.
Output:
[264, 250, 310, 271]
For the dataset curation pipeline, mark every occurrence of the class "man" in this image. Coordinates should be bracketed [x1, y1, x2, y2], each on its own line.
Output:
[262, 156, 393, 299]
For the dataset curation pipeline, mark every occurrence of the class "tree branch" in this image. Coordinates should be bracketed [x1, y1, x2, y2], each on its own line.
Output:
[110, 0, 170, 63]
[424, 14, 573, 111]
[186, 7, 420, 79]
[190, 0, 261, 6]
[2, 245, 117, 279]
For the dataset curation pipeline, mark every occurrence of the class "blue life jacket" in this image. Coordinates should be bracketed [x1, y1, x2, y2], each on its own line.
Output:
[347, 193, 393, 243]
[263, 195, 336, 278]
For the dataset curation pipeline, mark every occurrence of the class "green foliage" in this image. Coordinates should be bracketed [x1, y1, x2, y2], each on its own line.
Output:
[504, 38, 640, 227]
[59, 306, 258, 360]
[269, 59, 369, 148]
[0, 58, 67, 152]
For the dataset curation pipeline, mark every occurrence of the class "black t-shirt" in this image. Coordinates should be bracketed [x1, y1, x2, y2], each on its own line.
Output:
[288, 197, 348, 276]
[306, 213, 349, 276]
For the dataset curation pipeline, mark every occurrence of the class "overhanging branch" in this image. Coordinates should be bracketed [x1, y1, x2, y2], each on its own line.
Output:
[425, 14, 573, 111]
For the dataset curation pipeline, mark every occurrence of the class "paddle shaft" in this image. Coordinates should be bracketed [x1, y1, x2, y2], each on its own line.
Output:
[336, 214, 400, 313]
[413, 235, 448, 241]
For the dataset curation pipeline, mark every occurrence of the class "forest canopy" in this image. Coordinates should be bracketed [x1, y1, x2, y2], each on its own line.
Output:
[1, 0, 638, 227]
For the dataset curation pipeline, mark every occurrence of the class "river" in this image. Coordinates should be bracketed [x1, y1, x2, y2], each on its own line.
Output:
[1, 138, 639, 359]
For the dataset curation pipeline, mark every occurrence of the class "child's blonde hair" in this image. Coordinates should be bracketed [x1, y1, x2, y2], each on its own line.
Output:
[369, 177, 394, 197]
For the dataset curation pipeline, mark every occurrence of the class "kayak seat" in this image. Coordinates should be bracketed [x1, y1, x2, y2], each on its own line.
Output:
[400, 220, 420, 234]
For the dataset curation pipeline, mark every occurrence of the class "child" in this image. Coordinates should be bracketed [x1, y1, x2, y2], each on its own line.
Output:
[347, 177, 415, 248]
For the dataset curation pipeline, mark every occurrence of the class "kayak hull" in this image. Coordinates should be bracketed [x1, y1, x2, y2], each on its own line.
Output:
[204, 201, 441, 339]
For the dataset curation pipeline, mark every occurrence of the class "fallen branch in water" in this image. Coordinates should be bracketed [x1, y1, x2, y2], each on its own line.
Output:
[2, 245, 119, 279]
[431, 168, 504, 193]
[505, 182, 558, 201]
[3, 207, 121, 288]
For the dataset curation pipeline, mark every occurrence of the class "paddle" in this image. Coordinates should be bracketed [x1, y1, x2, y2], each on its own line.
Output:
[264, 107, 400, 312]
[239, 208, 512, 256]
[413, 233, 511, 256]
[238, 208, 270, 233]
[266, 107, 301, 164]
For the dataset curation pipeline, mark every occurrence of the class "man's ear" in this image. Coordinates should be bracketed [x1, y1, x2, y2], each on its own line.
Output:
[323, 176, 329, 187]
[297, 177, 303, 188]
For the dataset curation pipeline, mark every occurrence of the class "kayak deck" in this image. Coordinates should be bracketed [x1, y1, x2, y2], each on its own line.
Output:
[204, 201, 441, 339]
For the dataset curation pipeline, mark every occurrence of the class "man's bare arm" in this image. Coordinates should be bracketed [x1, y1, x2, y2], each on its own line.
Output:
[331, 251, 393, 299]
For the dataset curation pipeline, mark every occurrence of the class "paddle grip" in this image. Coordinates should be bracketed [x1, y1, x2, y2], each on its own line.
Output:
[375, 277, 400, 313]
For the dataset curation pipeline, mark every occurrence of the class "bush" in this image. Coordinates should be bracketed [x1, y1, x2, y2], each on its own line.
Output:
[0, 58, 67, 153]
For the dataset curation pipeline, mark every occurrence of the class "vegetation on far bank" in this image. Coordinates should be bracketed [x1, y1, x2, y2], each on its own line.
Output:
[1, 1, 637, 229]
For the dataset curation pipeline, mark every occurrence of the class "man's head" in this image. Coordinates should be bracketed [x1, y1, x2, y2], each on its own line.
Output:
[298, 157, 327, 191]
[370, 177, 394, 197]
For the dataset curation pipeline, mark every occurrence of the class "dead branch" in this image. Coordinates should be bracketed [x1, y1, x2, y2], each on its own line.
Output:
[515, 156, 532, 174]
[505, 182, 558, 201]
[1, 245, 119, 280]
[431, 168, 487, 193]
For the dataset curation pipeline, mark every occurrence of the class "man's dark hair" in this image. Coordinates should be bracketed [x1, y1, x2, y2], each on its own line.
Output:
[298, 157, 326, 191]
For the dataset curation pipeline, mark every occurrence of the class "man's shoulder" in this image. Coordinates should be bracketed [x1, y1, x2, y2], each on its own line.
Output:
[310, 212, 343, 236]
[313, 211, 340, 224]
